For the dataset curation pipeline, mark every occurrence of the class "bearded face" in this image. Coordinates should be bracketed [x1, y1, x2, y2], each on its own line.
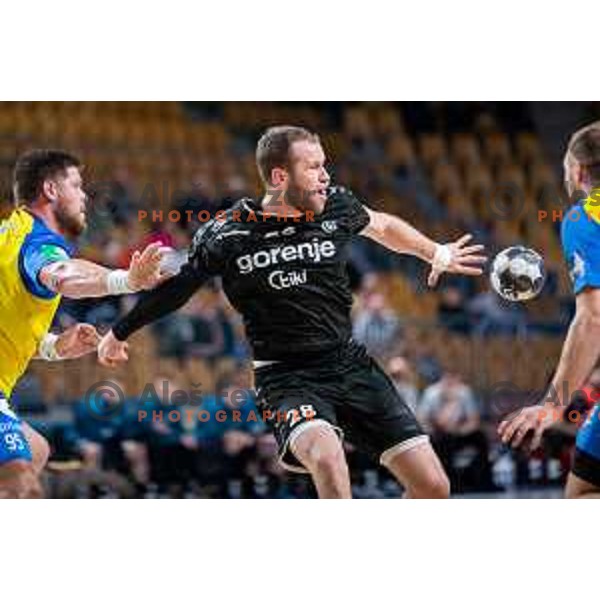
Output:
[52, 166, 87, 238]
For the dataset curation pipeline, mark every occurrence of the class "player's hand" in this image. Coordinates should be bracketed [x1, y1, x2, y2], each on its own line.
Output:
[55, 323, 101, 359]
[126, 242, 164, 291]
[497, 404, 561, 450]
[98, 330, 129, 367]
[428, 234, 486, 287]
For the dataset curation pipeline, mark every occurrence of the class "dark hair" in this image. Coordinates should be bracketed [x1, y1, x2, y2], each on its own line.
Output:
[13, 149, 81, 206]
[255, 125, 320, 185]
[567, 122, 600, 185]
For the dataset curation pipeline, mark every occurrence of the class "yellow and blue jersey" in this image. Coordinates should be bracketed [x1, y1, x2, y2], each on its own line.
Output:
[0, 208, 73, 400]
[561, 196, 600, 463]
[561, 199, 600, 294]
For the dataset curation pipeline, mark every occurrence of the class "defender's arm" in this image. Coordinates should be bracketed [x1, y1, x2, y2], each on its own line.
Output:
[499, 288, 600, 448]
[38, 243, 164, 298]
[34, 323, 101, 361]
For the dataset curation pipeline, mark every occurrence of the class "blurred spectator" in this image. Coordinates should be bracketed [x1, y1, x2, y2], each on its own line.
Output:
[151, 287, 233, 363]
[438, 286, 471, 334]
[185, 298, 227, 361]
[418, 370, 495, 492]
[419, 371, 480, 434]
[143, 375, 199, 492]
[199, 369, 266, 443]
[195, 368, 267, 494]
[73, 379, 149, 486]
[413, 350, 443, 385]
[387, 356, 419, 413]
[353, 292, 402, 358]
[468, 290, 527, 336]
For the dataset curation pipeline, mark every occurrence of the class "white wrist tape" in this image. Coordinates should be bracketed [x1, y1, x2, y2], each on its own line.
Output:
[38, 333, 63, 361]
[107, 269, 133, 295]
[432, 244, 453, 271]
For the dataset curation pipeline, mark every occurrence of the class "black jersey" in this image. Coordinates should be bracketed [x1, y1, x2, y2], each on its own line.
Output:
[189, 186, 370, 360]
[113, 186, 371, 361]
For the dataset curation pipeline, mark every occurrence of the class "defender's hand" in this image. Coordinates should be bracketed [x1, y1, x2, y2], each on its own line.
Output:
[498, 405, 560, 450]
[126, 242, 164, 291]
[98, 330, 129, 368]
[428, 234, 486, 287]
[55, 323, 101, 359]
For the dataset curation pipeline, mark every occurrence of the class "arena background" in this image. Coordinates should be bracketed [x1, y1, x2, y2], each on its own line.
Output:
[0, 101, 595, 499]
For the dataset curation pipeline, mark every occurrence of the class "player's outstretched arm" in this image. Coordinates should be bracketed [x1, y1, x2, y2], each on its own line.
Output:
[499, 288, 600, 449]
[34, 323, 101, 361]
[98, 263, 208, 367]
[360, 208, 486, 286]
[38, 242, 165, 299]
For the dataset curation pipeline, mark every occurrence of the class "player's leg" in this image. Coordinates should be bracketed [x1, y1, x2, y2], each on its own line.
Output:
[0, 460, 43, 498]
[339, 343, 450, 498]
[0, 406, 42, 498]
[22, 422, 51, 475]
[380, 438, 450, 499]
[565, 472, 600, 498]
[566, 404, 600, 498]
[290, 423, 351, 498]
[255, 365, 348, 498]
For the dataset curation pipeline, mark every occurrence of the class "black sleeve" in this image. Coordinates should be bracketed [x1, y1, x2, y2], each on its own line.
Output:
[112, 262, 209, 341]
[329, 186, 371, 234]
[112, 220, 227, 341]
[347, 192, 371, 234]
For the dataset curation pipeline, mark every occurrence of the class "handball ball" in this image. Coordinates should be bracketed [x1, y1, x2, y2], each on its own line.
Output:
[490, 246, 546, 302]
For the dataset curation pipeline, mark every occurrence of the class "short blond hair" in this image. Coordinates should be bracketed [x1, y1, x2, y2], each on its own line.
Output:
[255, 125, 320, 185]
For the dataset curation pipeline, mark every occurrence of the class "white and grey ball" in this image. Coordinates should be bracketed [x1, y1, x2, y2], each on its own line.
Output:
[490, 246, 546, 301]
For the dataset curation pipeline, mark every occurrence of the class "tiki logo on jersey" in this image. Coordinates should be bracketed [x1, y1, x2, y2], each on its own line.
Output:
[268, 269, 307, 290]
[236, 238, 337, 274]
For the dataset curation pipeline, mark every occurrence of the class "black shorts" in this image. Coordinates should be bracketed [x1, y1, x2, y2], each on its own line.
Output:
[572, 448, 600, 488]
[254, 340, 427, 473]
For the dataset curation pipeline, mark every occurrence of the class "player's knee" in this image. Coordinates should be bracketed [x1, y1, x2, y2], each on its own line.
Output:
[0, 461, 43, 498]
[293, 426, 346, 476]
[21, 473, 43, 498]
[311, 443, 346, 477]
[409, 471, 451, 499]
[429, 473, 451, 499]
